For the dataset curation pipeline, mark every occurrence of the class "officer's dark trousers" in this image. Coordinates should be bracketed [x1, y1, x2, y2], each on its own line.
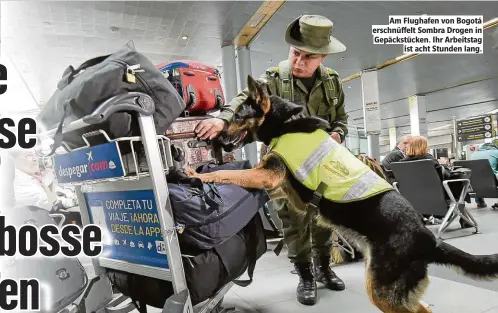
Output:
[273, 197, 333, 263]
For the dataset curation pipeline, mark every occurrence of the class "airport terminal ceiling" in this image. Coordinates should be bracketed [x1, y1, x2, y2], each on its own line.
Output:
[2, 1, 498, 151]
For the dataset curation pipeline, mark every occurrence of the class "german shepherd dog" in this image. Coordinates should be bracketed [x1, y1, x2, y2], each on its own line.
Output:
[185, 76, 498, 313]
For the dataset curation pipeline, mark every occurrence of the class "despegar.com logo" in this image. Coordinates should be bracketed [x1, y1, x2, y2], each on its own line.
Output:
[58, 164, 89, 178]
[58, 151, 113, 179]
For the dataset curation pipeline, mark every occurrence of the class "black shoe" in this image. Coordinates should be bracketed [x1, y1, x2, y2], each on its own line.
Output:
[294, 262, 317, 305]
[313, 255, 346, 291]
[477, 202, 487, 209]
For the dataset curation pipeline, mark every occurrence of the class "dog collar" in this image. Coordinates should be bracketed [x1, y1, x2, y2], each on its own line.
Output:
[285, 112, 305, 123]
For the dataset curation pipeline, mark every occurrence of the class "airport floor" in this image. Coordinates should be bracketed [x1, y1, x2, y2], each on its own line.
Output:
[83, 199, 498, 313]
[222, 200, 498, 313]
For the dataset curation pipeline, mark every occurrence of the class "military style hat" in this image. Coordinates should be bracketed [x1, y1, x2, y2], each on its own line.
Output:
[285, 15, 346, 55]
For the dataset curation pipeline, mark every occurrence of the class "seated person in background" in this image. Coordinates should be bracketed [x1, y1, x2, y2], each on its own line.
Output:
[10, 149, 78, 213]
[400, 136, 448, 179]
[401, 136, 471, 226]
[469, 140, 498, 208]
[381, 135, 411, 184]
[400, 136, 448, 225]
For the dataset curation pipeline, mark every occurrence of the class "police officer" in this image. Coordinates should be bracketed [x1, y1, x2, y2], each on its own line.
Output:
[194, 15, 348, 305]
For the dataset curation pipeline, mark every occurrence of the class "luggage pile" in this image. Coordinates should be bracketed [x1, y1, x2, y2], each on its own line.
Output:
[37, 41, 186, 156]
[111, 59, 268, 307]
[110, 160, 269, 306]
[160, 60, 235, 169]
[35, 42, 268, 310]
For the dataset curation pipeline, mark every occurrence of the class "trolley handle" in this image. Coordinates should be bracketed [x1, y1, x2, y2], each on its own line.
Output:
[38, 92, 155, 138]
[83, 92, 155, 125]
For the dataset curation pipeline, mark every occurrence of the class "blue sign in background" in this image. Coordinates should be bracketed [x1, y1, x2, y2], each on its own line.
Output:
[55, 142, 125, 184]
[85, 189, 169, 269]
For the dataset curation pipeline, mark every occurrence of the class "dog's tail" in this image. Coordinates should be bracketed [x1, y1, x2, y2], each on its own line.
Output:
[431, 241, 498, 280]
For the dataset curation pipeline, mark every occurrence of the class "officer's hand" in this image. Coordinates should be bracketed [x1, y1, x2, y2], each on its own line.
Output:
[195, 118, 226, 140]
[331, 132, 341, 143]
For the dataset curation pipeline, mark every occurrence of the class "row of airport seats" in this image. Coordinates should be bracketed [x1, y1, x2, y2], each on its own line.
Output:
[385, 159, 498, 238]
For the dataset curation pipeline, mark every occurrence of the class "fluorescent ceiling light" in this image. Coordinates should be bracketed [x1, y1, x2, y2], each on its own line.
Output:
[250, 14, 266, 27]
[395, 53, 416, 61]
[486, 17, 498, 25]
[429, 124, 452, 131]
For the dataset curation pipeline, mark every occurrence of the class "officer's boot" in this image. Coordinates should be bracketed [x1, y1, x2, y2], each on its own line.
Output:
[294, 262, 317, 305]
[313, 255, 346, 291]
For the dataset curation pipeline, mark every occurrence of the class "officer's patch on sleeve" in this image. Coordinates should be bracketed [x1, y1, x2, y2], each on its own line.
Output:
[266, 67, 279, 76]
[326, 68, 339, 77]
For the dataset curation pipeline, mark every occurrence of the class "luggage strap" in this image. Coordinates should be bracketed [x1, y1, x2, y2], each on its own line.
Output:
[43, 99, 71, 157]
[232, 217, 257, 287]
[42, 54, 111, 157]
[273, 239, 285, 256]
[220, 215, 260, 288]
[202, 183, 224, 210]
[278, 61, 337, 107]
[107, 272, 143, 313]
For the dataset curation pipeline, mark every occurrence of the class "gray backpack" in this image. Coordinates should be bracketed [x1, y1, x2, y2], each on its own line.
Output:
[37, 41, 186, 154]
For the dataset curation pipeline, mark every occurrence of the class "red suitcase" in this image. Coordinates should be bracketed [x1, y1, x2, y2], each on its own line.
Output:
[157, 60, 225, 115]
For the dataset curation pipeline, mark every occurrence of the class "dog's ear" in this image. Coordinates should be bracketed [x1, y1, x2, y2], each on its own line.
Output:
[247, 75, 270, 113]
[247, 75, 259, 101]
[276, 98, 304, 117]
[288, 102, 304, 116]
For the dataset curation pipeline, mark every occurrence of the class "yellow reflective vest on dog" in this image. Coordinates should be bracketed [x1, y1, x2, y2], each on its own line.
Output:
[269, 129, 394, 203]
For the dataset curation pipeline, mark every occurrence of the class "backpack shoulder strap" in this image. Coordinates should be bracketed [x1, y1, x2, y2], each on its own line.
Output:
[321, 66, 339, 106]
[278, 60, 293, 101]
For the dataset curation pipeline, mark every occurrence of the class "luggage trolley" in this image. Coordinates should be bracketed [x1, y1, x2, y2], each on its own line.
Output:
[38, 92, 234, 313]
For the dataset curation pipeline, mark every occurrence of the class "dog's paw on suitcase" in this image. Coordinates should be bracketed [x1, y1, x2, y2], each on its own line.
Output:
[184, 167, 203, 179]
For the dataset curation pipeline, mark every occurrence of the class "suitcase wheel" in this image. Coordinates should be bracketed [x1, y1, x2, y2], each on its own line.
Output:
[186, 84, 196, 108]
[214, 89, 224, 109]
[215, 95, 224, 109]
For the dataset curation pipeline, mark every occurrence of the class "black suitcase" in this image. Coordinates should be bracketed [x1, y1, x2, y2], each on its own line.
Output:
[107, 213, 267, 308]
[168, 160, 270, 251]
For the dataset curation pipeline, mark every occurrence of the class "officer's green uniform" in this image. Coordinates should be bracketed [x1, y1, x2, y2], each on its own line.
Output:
[218, 59, 347, 258]
[218, 60, 348, 141]
[217, 14, 349, 306]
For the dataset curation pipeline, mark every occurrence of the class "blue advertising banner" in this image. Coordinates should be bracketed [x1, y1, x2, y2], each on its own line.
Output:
[84, 189, 169, 269]
[55, 142, 125, 184]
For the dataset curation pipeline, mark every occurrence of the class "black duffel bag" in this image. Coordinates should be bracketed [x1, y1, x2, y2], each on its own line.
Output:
[37, 40, 185, 154]
[107, 213, 267, 309]
[167, 160, 270, 251]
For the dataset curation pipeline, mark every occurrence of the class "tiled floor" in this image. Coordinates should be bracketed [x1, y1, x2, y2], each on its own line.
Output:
[220, 200, 498, 313]
[82, 199, 498, 313]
